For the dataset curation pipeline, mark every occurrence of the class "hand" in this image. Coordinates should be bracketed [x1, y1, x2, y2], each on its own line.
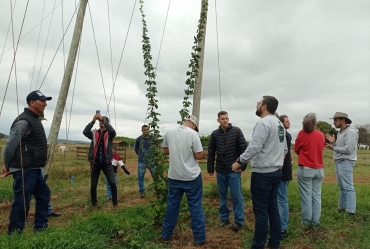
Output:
[231, 162, 241, 172]
[291, 158, 294, 165]
[93, 114, 102, 122]
[209, 172, 214, 176]
[325, 143, 333, 150]
[325, 134, 335, 144]
[0, 168, 11, 178]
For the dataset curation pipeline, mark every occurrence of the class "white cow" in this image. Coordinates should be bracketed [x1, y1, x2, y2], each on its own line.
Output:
[59, 145, 69, 153]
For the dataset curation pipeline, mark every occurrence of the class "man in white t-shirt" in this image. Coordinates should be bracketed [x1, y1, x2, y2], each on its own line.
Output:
[159, 115, 211, 246]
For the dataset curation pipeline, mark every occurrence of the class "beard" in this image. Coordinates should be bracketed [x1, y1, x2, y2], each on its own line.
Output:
[255, 107, 262, 117]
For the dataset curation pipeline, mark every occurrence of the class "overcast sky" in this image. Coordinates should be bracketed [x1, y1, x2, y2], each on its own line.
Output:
[0, 0, 369, 143]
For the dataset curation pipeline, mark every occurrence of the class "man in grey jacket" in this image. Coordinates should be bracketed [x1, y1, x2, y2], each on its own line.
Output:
[325, 112, 358, 215]
[232, 96, 286, 249]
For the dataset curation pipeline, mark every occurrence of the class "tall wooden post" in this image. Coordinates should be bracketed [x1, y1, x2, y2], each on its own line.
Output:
[192, 0, 208, 125]
[44, 0, 88, 175]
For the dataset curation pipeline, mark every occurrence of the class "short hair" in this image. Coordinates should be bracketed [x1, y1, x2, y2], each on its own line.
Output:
[217, 111, 228, 118]
[302, 113, 317, 133]
[262, 96, 278, 114]
[279, 115, 288, 123]
[102, 116, 109, 123]
[142, 124, 149, 130]
[112, 145, 118, 151]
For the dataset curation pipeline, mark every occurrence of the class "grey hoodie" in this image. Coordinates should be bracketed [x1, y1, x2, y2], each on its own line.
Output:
[239, 114, 287, 173]
[333, 125, 358, 162]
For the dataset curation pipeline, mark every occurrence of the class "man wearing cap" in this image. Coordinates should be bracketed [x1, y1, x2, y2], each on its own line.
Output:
[207, 110, 247, 232]
[325, 112, 358, 215]
[160, 115, 211, 246]
[1, 90, 52, 235]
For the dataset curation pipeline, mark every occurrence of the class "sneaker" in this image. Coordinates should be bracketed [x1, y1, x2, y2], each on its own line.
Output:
[338, 208, 346, 212]
[194, 238, 212, 246]
[47, 212, 61, 217]
[230, 223, 243, 232]
[281, 230, 288, 240]
[140, 192, 145, 198]
[219, 220, 230, 227]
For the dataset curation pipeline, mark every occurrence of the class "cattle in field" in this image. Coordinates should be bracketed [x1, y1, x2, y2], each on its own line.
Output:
[59, 145, 68, 153]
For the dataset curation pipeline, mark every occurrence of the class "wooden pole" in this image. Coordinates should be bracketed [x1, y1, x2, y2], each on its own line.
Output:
[44, 0, 88, 175]
[192, 0, 208, 126]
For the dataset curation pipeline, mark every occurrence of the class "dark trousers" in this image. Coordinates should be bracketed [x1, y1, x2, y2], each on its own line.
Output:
[8, 168, 50, 235]
[250, 169, 282, 249]
[90, 162, 117, 205]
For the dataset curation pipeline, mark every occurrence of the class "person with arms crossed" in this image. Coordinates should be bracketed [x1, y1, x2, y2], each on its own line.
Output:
[232, 96, 286, 249]
[207, 110, 247, 232]
[325, 112, 358, 215]
[134, 125, 154, 198]
[1, 90, 52, 235]
[159, 115, 211, 246]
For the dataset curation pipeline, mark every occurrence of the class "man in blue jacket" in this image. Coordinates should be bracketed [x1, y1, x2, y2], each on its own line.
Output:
[207, 111, 247, 232]
[134, 125, 153, 198]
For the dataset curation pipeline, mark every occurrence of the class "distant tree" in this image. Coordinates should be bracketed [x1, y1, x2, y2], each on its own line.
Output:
[200, 135, 210, 147]
[115, 136, 136, 148]
[0, 132, 5, 139]
[355, 124, 370, 148]
[316, 121, 338, 136]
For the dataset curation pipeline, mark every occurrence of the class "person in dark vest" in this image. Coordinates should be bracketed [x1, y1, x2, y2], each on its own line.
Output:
[1, 90, 52, 235]
[83, 113, 117, 208]
[278, 115, 293, 240]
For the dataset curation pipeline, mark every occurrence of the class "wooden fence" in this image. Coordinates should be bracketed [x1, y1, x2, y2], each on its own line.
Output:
[75, 145, 127, 163]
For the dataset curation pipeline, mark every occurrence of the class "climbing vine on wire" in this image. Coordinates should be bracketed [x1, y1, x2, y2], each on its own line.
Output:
[178, 0, 208, 124]
[139, 0, 168, 223]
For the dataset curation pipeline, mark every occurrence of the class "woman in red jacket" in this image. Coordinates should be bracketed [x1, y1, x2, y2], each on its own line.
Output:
[294, 113, 325, 226]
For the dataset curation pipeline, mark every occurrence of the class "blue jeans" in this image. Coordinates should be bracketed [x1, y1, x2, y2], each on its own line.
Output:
[8, 169, 50, 235]
[138, 161, 154, 194]
[250, 169, 282, 249]
[297, 166, 324, 225]
[277, 180, 289, 232]
[105, 173, 117, 198]
[335, 160, 356, 213]
[40, 168, 54, 215]
[216, 172, 244, 225]
[162, 174, 206, 244]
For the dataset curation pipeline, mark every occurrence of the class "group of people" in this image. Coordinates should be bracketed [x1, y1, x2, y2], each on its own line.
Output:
[1, 91, 359, 249]
[159, 95, 358, 249]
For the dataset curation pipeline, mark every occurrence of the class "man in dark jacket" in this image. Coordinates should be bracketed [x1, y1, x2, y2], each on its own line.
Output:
[1, 90, 52, 235]
[278, 115, 293, 240]
[207, 111, 247, 232]
[83, 114, 117, 208]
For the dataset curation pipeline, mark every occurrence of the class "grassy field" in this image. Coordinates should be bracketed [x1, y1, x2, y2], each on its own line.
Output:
[0, 138, 369, 249]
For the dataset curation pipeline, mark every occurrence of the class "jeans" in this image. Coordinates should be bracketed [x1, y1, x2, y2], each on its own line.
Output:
[216, 172, 244, 225]
[40, 168, 54, 215]
[138, 161, 154, 194]
[8, 169, 50, 235]
[297, 166, 324, 225]
[250, 169, 282, 249]
[335, 160, 356, 213]
[91, 163, 117, 205]
[162, 174, 206, 244]
[277, 180, 289, 232]
[105, 173, 117, 198]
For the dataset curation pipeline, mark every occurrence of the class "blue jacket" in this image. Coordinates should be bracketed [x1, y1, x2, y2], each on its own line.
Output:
[134, 135, 152, 163]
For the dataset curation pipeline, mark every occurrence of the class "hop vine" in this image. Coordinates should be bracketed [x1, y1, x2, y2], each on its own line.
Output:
[139, 0, 168, 224]
[178, 0, 208, 124]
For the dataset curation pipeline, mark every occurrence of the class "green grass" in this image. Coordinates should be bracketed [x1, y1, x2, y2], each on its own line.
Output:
[0, 149, 370, 248]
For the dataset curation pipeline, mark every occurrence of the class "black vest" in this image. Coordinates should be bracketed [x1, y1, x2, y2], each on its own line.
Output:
[9, 108, 47, 168]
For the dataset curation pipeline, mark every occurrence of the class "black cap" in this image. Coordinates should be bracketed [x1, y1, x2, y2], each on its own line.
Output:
[26, 90, 52, 103]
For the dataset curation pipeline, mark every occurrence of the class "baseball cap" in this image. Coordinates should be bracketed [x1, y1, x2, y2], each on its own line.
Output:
[26, 90, 52, 103]
[185, 115, 199, 132]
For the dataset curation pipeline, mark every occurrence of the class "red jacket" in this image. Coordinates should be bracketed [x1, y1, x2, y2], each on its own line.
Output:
[113, 152, 122, 162]
[294, 129, 325, 168]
